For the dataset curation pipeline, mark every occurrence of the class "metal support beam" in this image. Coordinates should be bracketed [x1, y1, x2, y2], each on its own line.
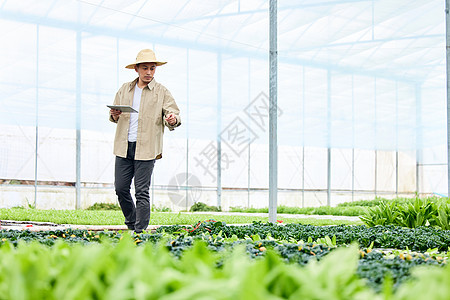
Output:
[186, 48, 190, 209]
[34, 24, 39, 209]
[75, 29, 82, 209]
[217, 53, 222, 209]
[396, 81, 399, 197]
[396, 151, 399, 197]
[351, 75, 355, 202]
[269, 0, 278, 223]
[247, 57, 251, 208]
[302, 66, 305, 208]
[327, 148, 331, 206]
[415, 84, 422, 195]
[374, 78, 377, 198]
[446, 1, 450, 198]
[375, 150, 378, 197]
[327, 70, 332, 206]
[0, 9, 420, 83]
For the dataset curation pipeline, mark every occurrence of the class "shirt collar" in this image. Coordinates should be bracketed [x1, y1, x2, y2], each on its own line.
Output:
[128, 78, 156, 91]
[148, 78, 156, 90]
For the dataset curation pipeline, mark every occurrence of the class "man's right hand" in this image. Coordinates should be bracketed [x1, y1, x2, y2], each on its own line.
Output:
[110, 109, 122, 121]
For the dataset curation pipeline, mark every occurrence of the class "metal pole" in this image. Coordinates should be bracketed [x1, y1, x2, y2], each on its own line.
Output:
[217, 52, 222, 209]
[395, 81, 399, 197]
[446, 0, 450, 198]
[186, 48, 190, 209]
[115, 38, 120, 207]
[351, 75, 355, 202]
[396, 151, 399, 197]
[302, 66, 305, 208]
[75, 29, 81, 209]
[375, 150, 377, 197]
[34, 25, 39, 209]
[374, 78, 377, 198]
[247, 57, 251, 208]
[415, 84, 422, 196]
[269, 0, 278, 223]
[327, 70, 331, 206]
[327, 149, 331, 206]
[352, 149, 355, 201]
[302, 147, 305, 207]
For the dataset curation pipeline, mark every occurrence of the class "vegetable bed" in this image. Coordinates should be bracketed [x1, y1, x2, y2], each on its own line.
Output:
[0, 221, 448, 299]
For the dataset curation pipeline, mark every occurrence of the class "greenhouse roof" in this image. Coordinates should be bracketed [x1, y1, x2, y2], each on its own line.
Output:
[0, 0, 443, 82]
[0, 0, 446, 150]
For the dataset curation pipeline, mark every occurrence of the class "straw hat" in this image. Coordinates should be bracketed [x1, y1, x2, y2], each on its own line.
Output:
[125, 49, 167, 69]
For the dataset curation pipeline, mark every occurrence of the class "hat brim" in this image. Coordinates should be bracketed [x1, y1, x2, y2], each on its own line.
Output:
[125, 61, 167, 69]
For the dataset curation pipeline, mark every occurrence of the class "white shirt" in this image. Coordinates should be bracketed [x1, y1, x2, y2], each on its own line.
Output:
[128, 84, 142, 142]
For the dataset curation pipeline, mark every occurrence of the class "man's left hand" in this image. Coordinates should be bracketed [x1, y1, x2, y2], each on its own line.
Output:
[165, 113, 177, 126]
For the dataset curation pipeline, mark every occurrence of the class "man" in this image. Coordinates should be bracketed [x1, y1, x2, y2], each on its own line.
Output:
[109, 49, 181, 233]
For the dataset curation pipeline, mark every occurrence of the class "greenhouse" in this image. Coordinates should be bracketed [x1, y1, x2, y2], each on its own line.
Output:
[1, 2, 450, 299]
[0, 0, 447, 211]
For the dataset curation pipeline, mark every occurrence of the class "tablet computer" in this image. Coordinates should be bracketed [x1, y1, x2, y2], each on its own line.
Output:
[107, 105, 138, 113]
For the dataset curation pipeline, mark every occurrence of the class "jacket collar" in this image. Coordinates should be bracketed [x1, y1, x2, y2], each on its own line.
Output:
[128, 77, 156, 91]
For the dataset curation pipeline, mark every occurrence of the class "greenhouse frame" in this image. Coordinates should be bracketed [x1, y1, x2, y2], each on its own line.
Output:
[0, 0, 447, 211]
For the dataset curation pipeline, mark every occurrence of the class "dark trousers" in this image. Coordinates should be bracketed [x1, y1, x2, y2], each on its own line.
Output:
[115, 142, 155, 232]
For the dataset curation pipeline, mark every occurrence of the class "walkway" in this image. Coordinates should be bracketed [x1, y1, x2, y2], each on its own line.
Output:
[184, 211, 360, 222]
[0, 211, 360, 232]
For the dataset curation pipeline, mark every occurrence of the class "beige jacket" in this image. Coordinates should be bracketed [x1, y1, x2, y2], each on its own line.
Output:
[109, 78, 181, 160]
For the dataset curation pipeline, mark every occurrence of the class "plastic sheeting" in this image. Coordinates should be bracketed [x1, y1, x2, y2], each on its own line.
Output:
[0, 0, 447, 206]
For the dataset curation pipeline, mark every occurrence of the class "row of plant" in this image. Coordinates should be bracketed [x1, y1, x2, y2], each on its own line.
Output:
[0, 226, 448, 299]
[229, 204, 365, 216]
[190, 202, 221, 212]
[2, 220, 449, 252]
[155, 220, 450, 251]
[228, 196, 448, 216]
[336, 197, 431, 207]
[81, 197, 440, 216]
[2, 221, 449, 290]
[361, 197, 450, 230]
